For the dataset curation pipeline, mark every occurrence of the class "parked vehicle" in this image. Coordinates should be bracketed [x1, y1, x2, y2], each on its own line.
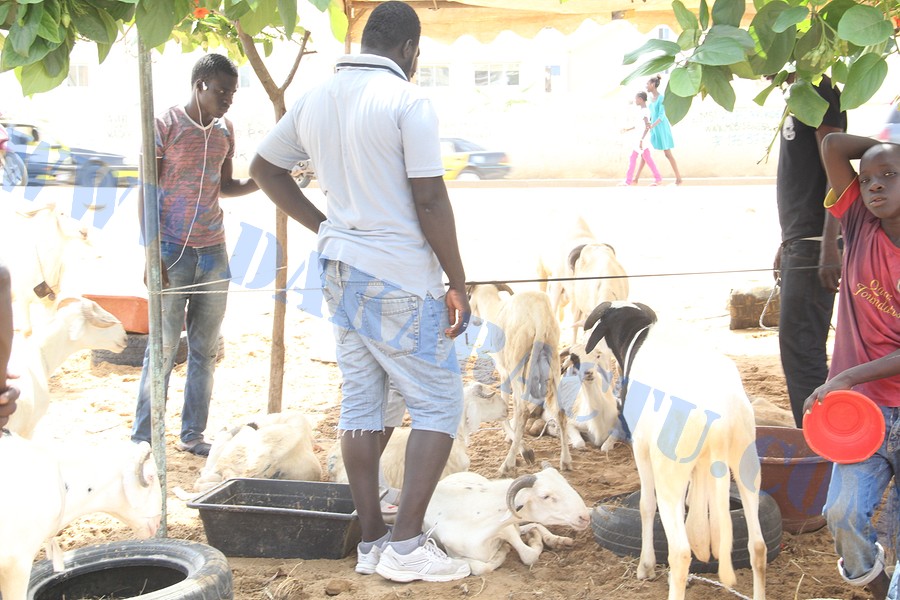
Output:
[875, 101, 900, 144]
[0, 119, 137, 187]
[287, 138, 512, 185]
[0, 123, 27, 187]
[440, 137, 511, 181]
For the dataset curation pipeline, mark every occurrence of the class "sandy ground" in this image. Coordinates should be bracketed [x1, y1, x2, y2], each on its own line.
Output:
[11, 182, 893, 599]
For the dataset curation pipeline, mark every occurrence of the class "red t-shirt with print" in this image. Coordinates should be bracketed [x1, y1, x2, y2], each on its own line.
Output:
[827, 178, 900, 407]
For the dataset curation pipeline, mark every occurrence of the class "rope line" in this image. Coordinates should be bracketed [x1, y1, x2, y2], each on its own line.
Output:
[147, 264, 825, 296]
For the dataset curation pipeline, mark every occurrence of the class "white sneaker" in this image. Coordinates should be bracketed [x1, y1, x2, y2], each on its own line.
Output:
[375, 537, 470, 583]
[355, 543, 381, 575]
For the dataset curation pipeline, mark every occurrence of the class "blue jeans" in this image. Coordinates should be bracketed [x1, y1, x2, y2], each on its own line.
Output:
[320, 259, 463, 436]
[131, 242, 230, 445]
[824, 406, 900, 586]
[778, 239, 836, 426]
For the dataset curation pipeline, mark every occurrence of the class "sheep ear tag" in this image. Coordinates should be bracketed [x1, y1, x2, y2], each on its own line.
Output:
[803, 390, 884, 464]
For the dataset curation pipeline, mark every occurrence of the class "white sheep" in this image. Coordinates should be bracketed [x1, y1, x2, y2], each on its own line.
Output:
[0, 204, 91, 337]
[468, 284, 569, 476]
[531, 344, 621, 451]
[536, 217, 628, 343]
[5, 296, 126, 439]
[0, 434, 161, 600]
[583, 301, 766, 600]
[327, 381, 507, 488]
[195, 411, 323, 492]
[423, 463, 590, 575]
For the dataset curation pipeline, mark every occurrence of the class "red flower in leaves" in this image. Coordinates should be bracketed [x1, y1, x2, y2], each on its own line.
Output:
[194, 7, 211, 19]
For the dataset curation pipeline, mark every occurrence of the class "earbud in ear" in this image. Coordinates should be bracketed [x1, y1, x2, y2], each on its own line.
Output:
[201, 81, 209, 91]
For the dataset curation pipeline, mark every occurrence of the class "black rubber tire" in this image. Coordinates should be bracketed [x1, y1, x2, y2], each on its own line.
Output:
[92, 334, 223, 368]
[91, 333, 151, 368]
[27, 538, 232, 600]
[591, 486, 782, 573]
[174, 334, 225, 365]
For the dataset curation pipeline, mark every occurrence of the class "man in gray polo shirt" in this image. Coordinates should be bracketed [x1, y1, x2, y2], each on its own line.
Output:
[250, 0, 471, 583]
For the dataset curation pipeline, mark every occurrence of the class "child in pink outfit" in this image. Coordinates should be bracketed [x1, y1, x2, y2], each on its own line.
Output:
[621, 92, 662, 186]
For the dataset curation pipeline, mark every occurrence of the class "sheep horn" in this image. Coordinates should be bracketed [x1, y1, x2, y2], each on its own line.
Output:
[584, 301, 612, 332]
[506, 474, 537, 518]
[136, 445, 153, 487]
[567, 244, 587, 271]
[634, 302, 659, 325]
[495, 283, 514, 295]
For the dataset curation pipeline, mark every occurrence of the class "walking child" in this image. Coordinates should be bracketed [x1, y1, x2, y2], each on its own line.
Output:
[620, 91, 661, 186]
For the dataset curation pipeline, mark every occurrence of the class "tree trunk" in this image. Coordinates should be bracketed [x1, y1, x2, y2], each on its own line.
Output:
[236, 24, 309, 414]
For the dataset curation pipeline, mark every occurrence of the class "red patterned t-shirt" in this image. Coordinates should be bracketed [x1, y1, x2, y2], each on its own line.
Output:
[827, 178, 900, 407]
[155, 105, 234, 247]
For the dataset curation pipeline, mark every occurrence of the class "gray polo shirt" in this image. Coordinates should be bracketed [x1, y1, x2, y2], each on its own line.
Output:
[256, 54, 446, 299]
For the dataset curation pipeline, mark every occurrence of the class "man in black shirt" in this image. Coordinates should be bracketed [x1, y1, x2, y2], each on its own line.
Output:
[775, 74, 847, 427]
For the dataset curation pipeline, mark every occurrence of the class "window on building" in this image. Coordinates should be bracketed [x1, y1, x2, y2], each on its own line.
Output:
[239, 64, 252, 89]
[67, 65, 90, 87]
[657, 26, 673, 40]
[474, 63, 520, 87]
[418, 65, 450, 87]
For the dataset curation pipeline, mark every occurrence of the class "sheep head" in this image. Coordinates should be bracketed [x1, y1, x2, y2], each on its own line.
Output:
[119, 441, 161, 539]
[507, 463, 590, 530]
[584, 301, 657, 365]
[462, 382, 507, 441]
[59, 297, 127, 353]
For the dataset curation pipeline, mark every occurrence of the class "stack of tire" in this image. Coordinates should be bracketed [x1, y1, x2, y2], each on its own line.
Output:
[92, 333, 225, 368]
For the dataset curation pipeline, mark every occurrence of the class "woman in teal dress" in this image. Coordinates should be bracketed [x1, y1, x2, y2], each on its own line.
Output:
[646, 75, 683, 185]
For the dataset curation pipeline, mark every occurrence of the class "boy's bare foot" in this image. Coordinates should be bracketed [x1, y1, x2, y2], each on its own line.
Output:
[675, 178, 683, 185]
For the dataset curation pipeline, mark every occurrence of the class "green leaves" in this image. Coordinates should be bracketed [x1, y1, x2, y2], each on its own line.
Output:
[70, 3, 118, 44]
[786, 80, 828, 126]
[673, 0, 699, 31]
[620, 0, 900, 130]
[664, 91, 693, 125]
[701, 65, 736, 111]
[691, 36, 748, 65]
[623, 39, 682, 65]
[277, 0, 296, 36]
[748, 1, 796, 77]
[621, 56, 676, 85]
[711, 0, 745, 27]
[670, 63, 702, 96]
[327, 0, 347, 42]
[836, 5, 893, 46]
[841, 53, 887, 111]
[772, 6, 808, 32]
[135, 1, 180, 49]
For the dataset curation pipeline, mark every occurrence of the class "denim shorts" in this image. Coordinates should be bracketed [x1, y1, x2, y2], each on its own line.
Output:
[320, 259, 463, 437]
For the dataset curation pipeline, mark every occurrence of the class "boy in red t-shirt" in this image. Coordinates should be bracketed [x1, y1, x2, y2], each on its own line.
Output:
[804, 133, 900, 600]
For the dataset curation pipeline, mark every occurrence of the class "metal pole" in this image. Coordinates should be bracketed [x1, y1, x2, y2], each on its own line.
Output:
[137, 33, 167, 536]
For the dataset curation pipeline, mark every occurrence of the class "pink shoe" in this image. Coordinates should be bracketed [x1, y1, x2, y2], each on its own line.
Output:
[617, 181, 632, 186]
[649, 180, 661, 186]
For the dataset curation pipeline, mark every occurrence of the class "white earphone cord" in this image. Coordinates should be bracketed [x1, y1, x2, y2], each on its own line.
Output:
[168, 86, 212, 271]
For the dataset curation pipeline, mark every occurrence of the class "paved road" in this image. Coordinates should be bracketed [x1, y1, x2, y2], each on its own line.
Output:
[6, 181, 783, 355]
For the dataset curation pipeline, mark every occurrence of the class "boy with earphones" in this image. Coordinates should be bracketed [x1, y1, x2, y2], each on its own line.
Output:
[132, 53, 257, 457]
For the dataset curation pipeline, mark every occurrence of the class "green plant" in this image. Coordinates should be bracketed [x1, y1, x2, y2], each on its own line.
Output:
[0, 0, 347, 96]
[622, 0, 898, 126]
